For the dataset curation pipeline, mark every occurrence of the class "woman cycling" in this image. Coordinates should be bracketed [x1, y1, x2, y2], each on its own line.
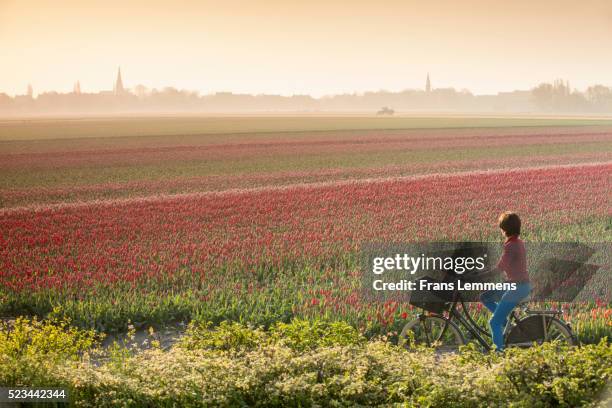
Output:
[480, 212, 532, 351]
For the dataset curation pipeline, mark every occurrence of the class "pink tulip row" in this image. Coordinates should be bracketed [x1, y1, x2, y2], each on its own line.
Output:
[3, 129, 609, 171]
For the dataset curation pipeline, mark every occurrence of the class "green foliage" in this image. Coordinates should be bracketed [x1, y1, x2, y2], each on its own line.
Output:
[2, 317, 611, 406]
[498, 339, 612, 407]
[270, 318, 365, 351]
[179, 318, 365, 352]
[179, 320, 268, 351]
[0, 314, 99, 361]
[0, 313, 99, 386]
[49, 340, 612, 407]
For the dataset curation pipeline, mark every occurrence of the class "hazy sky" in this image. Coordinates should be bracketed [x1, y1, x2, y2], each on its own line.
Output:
[1, 0, 612, 97]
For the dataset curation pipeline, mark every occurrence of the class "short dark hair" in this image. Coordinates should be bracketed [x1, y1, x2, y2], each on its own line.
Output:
[498, 211, 521, 236]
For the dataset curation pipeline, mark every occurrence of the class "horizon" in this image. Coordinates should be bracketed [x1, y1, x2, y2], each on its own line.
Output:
[2, 0, 612, 97]
[0, 67, 605, 98]
[2, 70, 611, 116]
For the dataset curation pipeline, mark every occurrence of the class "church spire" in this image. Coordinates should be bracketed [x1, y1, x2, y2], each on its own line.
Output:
[114, 67, 125, 95]
[425, 73, 431, 93]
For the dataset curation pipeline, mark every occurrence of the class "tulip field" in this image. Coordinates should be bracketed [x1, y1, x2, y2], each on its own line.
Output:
[1, 116, 611, 341]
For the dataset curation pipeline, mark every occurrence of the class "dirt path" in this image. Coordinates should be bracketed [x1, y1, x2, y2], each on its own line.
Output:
[596, 381, 612, 408]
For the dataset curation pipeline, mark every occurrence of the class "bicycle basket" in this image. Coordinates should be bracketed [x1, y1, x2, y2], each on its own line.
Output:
[409, 276, 454, 314]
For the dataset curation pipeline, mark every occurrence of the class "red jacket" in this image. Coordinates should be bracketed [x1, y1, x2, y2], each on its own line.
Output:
[497, 235, 529, 283]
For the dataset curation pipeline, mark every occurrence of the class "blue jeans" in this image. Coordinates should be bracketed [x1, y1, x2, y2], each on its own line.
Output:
[479, 282, 532, 351]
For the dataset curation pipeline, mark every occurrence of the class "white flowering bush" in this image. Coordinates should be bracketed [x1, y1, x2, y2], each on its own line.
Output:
[1, 318, 610, 407]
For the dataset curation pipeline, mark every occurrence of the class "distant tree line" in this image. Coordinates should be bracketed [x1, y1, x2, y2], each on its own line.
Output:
[532, 79, 612, 113]
[1, 80, 611, 115]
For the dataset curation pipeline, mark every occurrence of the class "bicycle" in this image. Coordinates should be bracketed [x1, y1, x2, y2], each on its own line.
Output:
[398, 282, 576, 352]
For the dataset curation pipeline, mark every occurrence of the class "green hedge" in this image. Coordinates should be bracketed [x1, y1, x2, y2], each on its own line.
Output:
[1, 317, 611, 407]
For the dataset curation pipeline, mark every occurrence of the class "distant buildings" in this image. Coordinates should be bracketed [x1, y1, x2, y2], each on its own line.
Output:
[0, 70, 611, 115]
[113, 67, 126, 96]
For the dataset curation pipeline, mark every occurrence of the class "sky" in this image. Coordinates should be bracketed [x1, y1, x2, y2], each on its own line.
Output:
[1, 0, 612, 97]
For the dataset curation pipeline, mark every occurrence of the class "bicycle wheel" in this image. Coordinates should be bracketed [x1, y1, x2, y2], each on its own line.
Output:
[399, 315, 465, 352]
[505, 315, 575, 347]
[544, 317, 575, 345]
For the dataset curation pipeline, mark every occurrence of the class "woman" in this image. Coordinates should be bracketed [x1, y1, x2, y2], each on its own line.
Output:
[480, 211, 532, 351]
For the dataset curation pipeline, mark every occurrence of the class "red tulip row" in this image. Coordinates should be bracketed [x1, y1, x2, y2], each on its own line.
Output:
[2, 163, 609, 295]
